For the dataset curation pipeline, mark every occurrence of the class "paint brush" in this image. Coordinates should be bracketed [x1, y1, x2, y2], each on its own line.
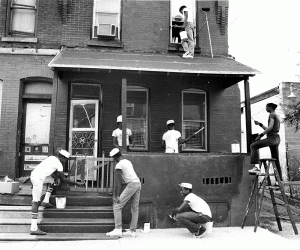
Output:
[195, 127, 204, 135]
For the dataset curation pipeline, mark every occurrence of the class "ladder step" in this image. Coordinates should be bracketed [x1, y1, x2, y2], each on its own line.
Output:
[277, 216, 291, 221]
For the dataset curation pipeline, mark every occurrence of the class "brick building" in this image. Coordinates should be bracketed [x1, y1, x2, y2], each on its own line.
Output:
[0, 0, 259, 227]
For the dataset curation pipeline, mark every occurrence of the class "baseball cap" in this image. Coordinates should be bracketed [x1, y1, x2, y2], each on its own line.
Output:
[179, 183, 192, 189]
[58, 149, 70, 159]
[166, 120, 175, 125]
[117, 115, 122, 123]
[109, 148, 120, 157]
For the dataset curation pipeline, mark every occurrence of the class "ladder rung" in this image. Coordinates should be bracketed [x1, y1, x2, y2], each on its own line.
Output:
[277, 216, 291, 221]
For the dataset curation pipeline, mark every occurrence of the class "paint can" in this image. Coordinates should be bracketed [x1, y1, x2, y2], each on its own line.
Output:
[231, 140, 240, 153]
[55, 196, 66, 209]
[141, 222, 150, 233]
[179, 31, 188, 41]
[203, 221, 213, 234]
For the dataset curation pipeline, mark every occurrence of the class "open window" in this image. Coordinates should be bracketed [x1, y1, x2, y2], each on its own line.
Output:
[92, 0, 121, 40]
[170, 0, 196, 44]
[6, 0, 38, 37]
[127, 86, 149, 151]
[181, 89, 207, 151]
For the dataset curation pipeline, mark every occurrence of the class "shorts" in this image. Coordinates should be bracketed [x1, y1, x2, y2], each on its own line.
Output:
[30, 174, 55, 202]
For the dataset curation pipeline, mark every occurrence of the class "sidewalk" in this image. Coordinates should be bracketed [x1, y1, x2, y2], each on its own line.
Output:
[0, 227, 299, 250]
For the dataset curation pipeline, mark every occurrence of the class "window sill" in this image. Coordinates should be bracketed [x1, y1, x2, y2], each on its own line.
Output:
[168, 44, 201, 53]
[1, 37, 38, 43]
[87, 39, 123, 48]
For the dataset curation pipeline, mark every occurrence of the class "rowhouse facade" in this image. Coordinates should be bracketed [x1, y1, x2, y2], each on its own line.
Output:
[0, 0, 258, 227]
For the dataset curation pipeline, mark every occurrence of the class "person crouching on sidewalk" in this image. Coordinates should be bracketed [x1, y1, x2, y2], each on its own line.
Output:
[172, 183, 212, 238]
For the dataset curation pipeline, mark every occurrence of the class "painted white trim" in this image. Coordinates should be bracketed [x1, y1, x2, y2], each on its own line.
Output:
[0, 48, 60, 56]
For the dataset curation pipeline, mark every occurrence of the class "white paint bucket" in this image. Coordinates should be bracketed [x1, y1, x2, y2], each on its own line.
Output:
[203, 221, 213, 234]
[179, 31, 188, 41]
[141, 222, 150, 233]
[55, 196, 66, 209]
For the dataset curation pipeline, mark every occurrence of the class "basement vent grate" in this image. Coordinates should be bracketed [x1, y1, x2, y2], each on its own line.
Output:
[202, 177, 232, 185]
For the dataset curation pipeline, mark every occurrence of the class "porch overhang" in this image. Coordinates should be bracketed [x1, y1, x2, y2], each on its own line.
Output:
[48, 50, 260, 77]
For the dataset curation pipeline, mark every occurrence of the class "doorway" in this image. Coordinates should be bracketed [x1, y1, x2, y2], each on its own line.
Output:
[20, 100, 51, 177]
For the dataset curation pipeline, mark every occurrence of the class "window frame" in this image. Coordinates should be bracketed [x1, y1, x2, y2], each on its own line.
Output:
[181, 89, 207, 152]
[170, 0, 196, 45]
[127, 86, 149, 151]
[92, 0, 121, 40]
[5, 0, 38, 37]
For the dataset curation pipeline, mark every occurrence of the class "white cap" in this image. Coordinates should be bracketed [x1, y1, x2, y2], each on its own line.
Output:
[58, 149, 70, 159]
[166, 120, 175, 125]
[109, 148, 120, 157]
[117, 115, 122, 123]
[179, 183, 192, 189]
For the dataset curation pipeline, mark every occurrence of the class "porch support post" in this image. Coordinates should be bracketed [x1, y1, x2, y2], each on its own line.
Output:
[49, 70, 59, 155]
[121, 78, 127, 153]
[244, 77, 252, 153]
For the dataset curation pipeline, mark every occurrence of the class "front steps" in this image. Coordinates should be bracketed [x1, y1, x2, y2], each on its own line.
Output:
[0, 192, 118, 241]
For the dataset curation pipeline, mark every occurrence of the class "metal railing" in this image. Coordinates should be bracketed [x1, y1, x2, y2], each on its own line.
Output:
[68, 152, 114, 192]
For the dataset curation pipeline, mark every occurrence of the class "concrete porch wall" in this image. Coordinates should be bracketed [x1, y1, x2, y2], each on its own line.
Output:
[123, 153, 254, 228]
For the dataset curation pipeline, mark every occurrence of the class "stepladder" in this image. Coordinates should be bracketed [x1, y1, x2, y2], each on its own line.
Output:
[241, 158, 298, 235]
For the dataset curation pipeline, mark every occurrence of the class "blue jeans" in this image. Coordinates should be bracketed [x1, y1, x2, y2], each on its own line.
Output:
[250, 134, 282, 180]
[113, 182, 141, 231]
[182, 22, 194, 56]
[175, 211, 211, 233]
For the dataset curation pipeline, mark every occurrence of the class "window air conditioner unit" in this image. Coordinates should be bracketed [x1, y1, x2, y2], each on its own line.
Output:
[97, 24, 116, 37]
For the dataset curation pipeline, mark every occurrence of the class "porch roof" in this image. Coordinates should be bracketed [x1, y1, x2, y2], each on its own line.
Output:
[48, 50, 260, 76]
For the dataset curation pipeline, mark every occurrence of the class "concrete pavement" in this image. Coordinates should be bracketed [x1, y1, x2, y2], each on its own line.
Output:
[0, 227, 299, 250]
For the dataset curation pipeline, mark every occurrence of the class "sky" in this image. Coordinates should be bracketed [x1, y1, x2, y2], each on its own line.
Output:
[228, 0, 300, 98]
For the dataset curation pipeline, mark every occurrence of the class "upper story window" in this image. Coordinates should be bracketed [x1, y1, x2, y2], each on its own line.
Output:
[127, 86, 149, 151]
[6, 0, 38, 37]
[92, 0, 121, 40]
[181, 89, 207, 151]
[170, 0, 196, 44]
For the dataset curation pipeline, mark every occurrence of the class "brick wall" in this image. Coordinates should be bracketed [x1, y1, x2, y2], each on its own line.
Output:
[0, 0, 229, 54]
[0, 54, 53, 178]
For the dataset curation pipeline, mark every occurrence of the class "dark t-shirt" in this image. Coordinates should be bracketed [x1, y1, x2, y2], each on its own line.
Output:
[268, 113, 280, 136]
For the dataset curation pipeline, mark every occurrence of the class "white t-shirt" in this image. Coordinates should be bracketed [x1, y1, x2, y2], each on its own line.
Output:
[115, 159, 140, 184]
[112, 128, 132, 146]
[31, 156, 63, 182]
[162, 130, 182, 153]
[184, 193, 212, 217]
[182, 7, 193, 23]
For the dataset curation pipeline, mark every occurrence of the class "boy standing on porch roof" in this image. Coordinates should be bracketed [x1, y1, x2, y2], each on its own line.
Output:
[29, 149, 84, 235]
[179, 5, 195, 59]
[162, 120, 196, 153]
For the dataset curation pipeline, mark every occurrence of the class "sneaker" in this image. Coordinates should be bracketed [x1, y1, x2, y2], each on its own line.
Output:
[106, 228, 122, 237]
[123, 230, 136, 237]
[193, 226, 206, 238]
[41, 202, 54, 208]
[182, 52, 189, 58]
[30, 228, 46, 235]
[248, 166, 260, 173]
[185, 54, 194, 59]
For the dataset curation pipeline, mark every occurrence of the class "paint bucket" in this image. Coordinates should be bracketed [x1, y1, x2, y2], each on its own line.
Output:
[231, 140, 240, 153]
[203, 221, 213, 234]
[55, 196, 66, 209]
[179, 31, 188, 41]
[141, 222, 150, 233]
